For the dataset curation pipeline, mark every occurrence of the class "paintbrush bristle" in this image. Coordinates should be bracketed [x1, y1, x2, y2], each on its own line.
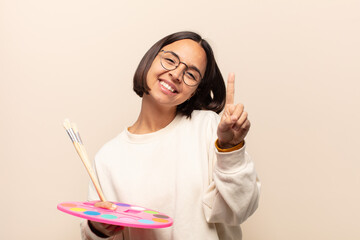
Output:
[63, 118, 72, 130]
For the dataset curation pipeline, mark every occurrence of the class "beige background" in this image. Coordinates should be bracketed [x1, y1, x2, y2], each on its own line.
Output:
[1, 0, 359, 239]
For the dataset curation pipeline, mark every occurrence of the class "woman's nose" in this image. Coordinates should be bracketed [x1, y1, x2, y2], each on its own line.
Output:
[169, 63, 187, 83]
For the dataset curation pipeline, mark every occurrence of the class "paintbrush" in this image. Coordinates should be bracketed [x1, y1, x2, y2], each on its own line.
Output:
[63, 119, 106, 202]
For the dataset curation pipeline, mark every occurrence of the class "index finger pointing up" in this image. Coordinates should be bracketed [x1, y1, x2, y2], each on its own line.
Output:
[226, 73, 235, 105]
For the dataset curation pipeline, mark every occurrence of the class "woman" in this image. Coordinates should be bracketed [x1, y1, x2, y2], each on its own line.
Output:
[81, 31, 260, 240]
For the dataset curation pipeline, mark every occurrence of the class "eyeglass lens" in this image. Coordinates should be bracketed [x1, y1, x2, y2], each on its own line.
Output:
[160, 51, 201, 86]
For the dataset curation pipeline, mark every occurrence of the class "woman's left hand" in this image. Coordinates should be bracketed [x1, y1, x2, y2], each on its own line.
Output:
[217, 73, 251, 149]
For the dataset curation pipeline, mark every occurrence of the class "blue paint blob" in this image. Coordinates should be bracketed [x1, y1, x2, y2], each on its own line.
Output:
[83, 211, 101, 216]
[138, 219, 154, 224]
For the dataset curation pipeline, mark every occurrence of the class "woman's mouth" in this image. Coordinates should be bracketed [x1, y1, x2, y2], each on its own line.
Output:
[160, 80, 177, 93]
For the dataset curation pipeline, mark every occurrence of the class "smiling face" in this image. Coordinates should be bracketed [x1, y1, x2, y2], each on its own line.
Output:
[144, 39, 207, 110]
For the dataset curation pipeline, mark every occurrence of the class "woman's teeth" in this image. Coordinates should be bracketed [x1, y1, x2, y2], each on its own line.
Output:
[160, 81, 175, 93]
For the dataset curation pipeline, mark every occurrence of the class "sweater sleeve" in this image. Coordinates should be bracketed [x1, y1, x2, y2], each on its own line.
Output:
[202, 114, 261, 225]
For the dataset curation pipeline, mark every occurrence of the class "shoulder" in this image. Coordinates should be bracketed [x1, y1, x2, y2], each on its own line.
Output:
[185, 110, 219, 145]
[189, 110, 220, 123]
[176, 110, 220, 134]
[95, 131, 126, 160]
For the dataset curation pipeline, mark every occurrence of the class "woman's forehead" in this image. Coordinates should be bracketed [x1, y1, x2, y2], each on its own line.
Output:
[162, 39, 207, 73]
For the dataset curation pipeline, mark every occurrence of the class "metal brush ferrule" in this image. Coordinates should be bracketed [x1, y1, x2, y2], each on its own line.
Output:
[75, 132, 83, 144]
[66, 129, 77, 142]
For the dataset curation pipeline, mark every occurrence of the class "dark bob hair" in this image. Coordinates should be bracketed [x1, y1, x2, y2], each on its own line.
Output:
[133, 31, 226, 117]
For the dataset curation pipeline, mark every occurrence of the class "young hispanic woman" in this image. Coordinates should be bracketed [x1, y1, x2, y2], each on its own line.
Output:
[80, 31, 260, 240]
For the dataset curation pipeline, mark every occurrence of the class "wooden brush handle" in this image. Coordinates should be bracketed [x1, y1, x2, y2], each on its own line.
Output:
[73, 142, 106, 202]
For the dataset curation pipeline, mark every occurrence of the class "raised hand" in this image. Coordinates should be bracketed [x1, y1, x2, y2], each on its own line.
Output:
[217, 73, 251, 149]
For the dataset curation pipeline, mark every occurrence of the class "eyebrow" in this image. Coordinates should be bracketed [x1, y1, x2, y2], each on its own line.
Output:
[165, 50, 203, 77]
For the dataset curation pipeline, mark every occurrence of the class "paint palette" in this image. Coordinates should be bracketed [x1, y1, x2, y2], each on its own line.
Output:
[57, 201, 173, 229]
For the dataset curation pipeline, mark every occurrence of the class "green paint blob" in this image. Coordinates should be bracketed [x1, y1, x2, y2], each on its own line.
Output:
[101, 214, 117, 219]
[144, 210, 159, 214]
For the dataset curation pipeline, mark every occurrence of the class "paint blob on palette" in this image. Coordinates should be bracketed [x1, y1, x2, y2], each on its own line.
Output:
[57, 201, 173, 229]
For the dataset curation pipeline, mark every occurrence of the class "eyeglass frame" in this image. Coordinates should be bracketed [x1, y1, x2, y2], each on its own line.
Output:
[158, 50, 203, 86]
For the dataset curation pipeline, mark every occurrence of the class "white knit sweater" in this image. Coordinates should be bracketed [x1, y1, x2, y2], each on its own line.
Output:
[81, 110, 260, 240]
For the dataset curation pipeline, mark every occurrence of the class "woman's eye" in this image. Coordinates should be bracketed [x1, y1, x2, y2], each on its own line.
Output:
[186, 72, 196, 80]
[165, 58, 176, 64]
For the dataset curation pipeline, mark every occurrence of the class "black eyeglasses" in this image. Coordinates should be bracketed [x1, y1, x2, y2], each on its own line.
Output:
[159, 50, 202, 86]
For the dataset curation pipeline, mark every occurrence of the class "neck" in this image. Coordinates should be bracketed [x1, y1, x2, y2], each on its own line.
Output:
[128, 96, 177, 134]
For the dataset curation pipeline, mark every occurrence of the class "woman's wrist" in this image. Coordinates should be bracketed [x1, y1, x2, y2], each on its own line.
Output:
[215, 139, 244, 152]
